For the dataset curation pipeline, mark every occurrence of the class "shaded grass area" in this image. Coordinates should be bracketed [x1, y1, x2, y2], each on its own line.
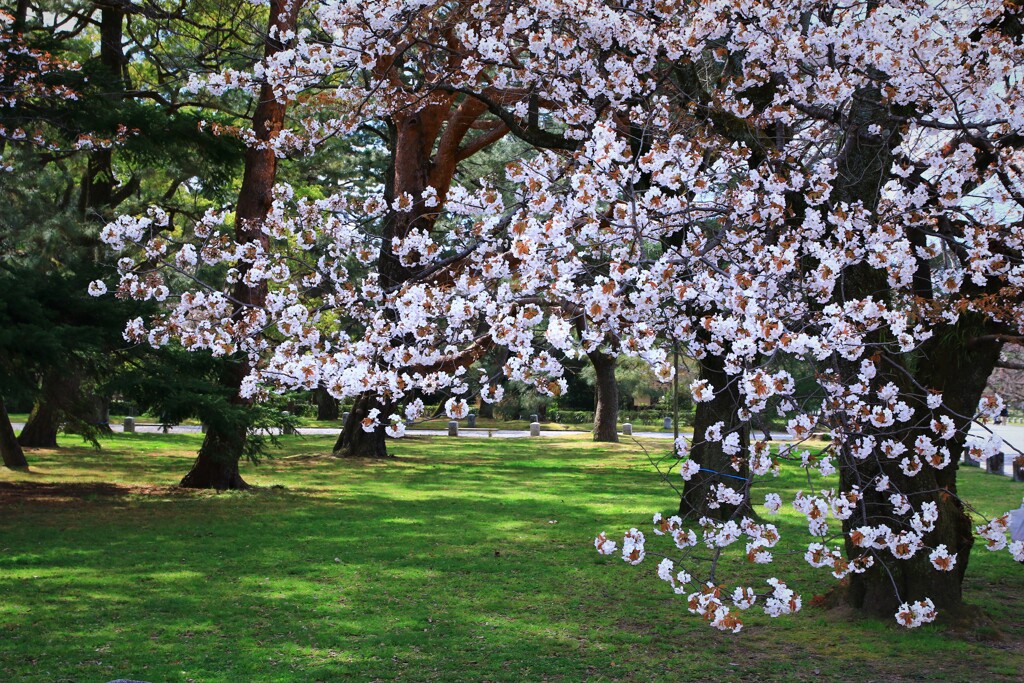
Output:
[0, 433, 1021, 682]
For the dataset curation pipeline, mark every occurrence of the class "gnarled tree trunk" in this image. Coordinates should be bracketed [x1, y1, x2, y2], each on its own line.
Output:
[17, 371, 82, 448]
[332, 86, 509, 457]
[179, 418, 249, 491]
[333, 392, 389, 458]
[841, 317, 1001, 620]
[828, 81, 984, 619]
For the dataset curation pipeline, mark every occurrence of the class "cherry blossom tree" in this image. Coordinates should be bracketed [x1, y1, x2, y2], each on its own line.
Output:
[95, 0, 1024, 627]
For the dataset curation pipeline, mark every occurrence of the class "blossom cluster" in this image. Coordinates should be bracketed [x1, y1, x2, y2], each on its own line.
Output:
[94, 0, 1024, 630]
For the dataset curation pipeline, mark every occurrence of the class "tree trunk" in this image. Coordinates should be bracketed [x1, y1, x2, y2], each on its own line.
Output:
[91, 394, 113, 434]
[180, 419, 249, 490]
[0, 397, 29, 469]
[17, 399, 60, 448]
[589, 350, 619, 442]
[477, 398, 494, 419]
[315, 388, 339, 421]
[178, 0, 301, 489]
[333, 392, 390, 458]
[349, 93, 507, 441]
[828, 81, 979, 619]
[17, 370, 83, 448]
[79, 3, 132, 224]
[842, 317, 1001, 620]
[678, 350, 750, 520]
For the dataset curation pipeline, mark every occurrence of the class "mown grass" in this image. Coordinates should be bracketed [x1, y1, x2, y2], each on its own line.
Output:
[1, 433, 1022, 682]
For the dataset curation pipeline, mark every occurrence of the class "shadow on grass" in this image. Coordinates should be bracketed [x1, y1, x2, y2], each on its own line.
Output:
[0, 434, 1022, 682]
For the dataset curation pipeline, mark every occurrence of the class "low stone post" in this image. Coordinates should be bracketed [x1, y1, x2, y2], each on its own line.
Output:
[987, 452, 1005, 475]
[663, 416, 672, 430]
[448, 421, 459, 437]
[468, 413, 477, 428]
[530, 413, 539, 424]
[530, 421, 541, 437]
[622, 423, 633, 436]
[123, 416, 135, 433]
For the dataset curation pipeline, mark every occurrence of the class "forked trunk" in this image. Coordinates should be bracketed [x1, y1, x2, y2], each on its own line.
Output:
[0, 397, 28, 469]
[589, 350, 619, 442]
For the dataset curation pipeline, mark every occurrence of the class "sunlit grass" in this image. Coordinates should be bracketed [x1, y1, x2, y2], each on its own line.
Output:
[1, 433, 1022, 682]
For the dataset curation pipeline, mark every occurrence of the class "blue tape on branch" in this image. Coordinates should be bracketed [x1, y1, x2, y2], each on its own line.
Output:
[698, 467, 750, 482]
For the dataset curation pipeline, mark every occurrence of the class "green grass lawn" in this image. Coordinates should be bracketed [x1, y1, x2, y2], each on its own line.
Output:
[1, 433, 1022, 682]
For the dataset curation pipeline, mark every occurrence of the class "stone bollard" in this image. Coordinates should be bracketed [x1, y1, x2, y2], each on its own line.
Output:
[342, 411, 350, 424]
[962, 451, 979, 467]
[467, 413, 477, 428]
[530, 421, 541, 437]
[622, 423, 633, 436]
[1013, 458, 1024, 482]
[663, 416, 672, 430]
[448, 420, 459, 437]
[987, 452, 1005, 475]
[123, 416, 135, 433]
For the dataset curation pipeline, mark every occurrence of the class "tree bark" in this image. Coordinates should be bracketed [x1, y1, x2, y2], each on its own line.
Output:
[842, 316, 1001, 620]
[333, 392, 389, 458]
[16, 370, 84, 448]
[589, 350, 619, 442]
[79, 3, 132, 223]
[315, 388, 339, 421]
[678, 351, 750, 521]
[827, 79, 980, 619]
[0, 397, 29, 468]
[332, 87, 508, 456]
[180, 415, 249, 490]
[179, 0, 301, 489]
[17, 398, 60, 448]
[329, 112, 440, 459]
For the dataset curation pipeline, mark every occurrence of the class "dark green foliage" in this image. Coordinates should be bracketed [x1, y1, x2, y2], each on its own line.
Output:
[0, 262, 141, 443]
